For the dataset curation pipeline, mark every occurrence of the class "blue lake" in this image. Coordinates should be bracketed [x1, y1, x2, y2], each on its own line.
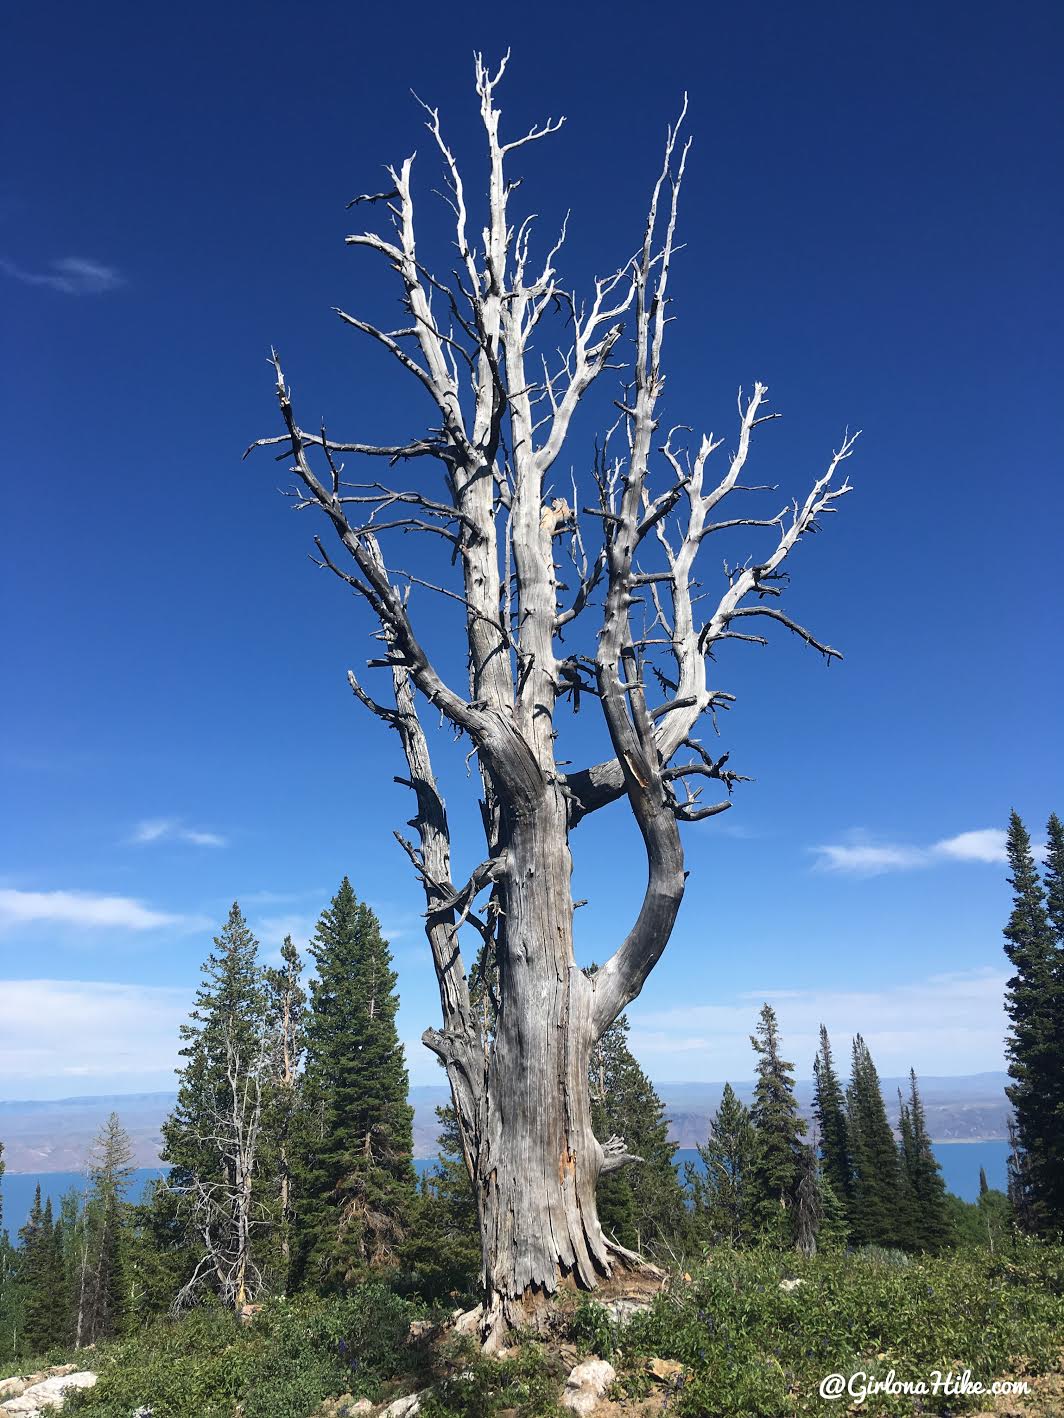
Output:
[1, 1141, 1009, 1239]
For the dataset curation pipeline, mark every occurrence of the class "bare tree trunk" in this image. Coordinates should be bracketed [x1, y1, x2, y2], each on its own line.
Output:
[252, 53, 855, 1343]
[475, 797, 614, 1337]
[75, 1238, 89, 1348]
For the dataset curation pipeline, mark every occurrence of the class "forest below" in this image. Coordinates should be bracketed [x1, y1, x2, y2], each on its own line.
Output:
[0, 812, 1061, 1416]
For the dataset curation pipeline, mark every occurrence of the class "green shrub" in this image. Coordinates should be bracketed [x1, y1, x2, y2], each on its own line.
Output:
[417, 1341, 564, 1418]
[67, 1286, 419, 1418]
[602, 1240, 1064, 1416]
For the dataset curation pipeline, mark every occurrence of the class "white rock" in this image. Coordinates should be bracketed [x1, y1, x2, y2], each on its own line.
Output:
[451, 1304, 483, 1336]
[1, 1371, 96, 1414]
[778, 1278, 806, 1292]
[379, 1395, 422, 1417]
[349, 1402, 373, 1415]
[601, 1298, 651, 1324]
[561, 1358, 616, 1415]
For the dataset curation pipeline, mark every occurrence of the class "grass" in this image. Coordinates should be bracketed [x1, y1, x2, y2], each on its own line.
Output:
[28, 1240, 1063, 1417]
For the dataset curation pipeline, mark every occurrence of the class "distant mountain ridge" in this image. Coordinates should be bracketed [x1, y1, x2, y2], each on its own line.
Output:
[0, 1074, 1012, 1173]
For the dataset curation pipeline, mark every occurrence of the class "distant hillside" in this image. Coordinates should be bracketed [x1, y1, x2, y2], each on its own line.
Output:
[0, 1074, 1011, 1172]
[655, 1074, 1012, 1148]
[0, 1092, 173, 1173]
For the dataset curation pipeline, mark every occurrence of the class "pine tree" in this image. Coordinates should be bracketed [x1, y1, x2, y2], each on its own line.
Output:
[403, 1104, 481, 1302]
[813, 1025, 852, 1208]
[687, 1082, 756, 1247]
[0, 1231, 21, 1367]
[589, 1013, 687, 1257]
[1037, 812, 1064, 1227]
[1002, 810, 1058, 1232]
[161, 904, 271, 1307]
[297, 878, 415, 1287]
[749, 1004, 807, 1243]
[74, 1113, 135, 1345]
[846, 1035, 905, 1247]
[979, 1166, 989, 1198]
[19, 1190, 65, 1355]
[264, 935, 306, 1286]
[58, 1188, 83, 1348]
[897, 1071, 950, 1252]
[163, 903, 266, 1190]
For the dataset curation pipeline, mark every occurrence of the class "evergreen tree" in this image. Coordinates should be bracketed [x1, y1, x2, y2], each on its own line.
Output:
[76, 1113, 135, 1345]
[979, 1166, 989, 1197]
[812, 1025, 853, 1207]
[123, 1179, 192, 1328]
[18, 1190, 65, 1355]
[1006, 1115, 1034, 1230]
[687, 1082, 756, 1247]
[161, 904, 271, 1306]
[403, 1105, 481, 1302]
[1037, 812, 1064, 1227]
[589, 1013, 687, 1257]
[264, 935, 306, 1286]
[0, 1139, 7, 1358]
[897, 1071, 950, 1252]
[794, 1144, 822, 1257]
[297, 878, 415, 1287]
[1002, 810, 1058, 1233]
[163, 903, 266, 1189]
[749, 1004, 806, 1242]
[0, 1231, 21, 1366]
[58, 1188, 83, 1347]
[846, 1034, 905, 1247]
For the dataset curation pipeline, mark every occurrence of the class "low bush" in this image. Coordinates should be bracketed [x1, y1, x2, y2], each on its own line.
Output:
[67, 1285, 419, 1418]
[44, 1241, 1064, 1417]
[582, 1239, 1064, 1416]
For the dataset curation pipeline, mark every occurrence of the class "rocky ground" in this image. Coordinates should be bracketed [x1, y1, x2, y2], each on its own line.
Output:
[0, 1366, 97, 1415]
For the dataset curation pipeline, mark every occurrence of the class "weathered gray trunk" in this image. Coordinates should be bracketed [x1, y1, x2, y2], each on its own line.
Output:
[258, 55, 854, 1348]
[475, 793, 614, 1340]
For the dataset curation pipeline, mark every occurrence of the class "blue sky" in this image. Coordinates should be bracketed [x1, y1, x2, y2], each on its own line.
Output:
[2, 1, 1061, 1099]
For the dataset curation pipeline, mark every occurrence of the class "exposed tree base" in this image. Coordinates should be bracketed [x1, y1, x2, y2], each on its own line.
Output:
[476, 1249, 667, 1351]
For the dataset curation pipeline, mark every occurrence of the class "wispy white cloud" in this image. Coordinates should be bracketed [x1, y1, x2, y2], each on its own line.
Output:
[0, 979, 186, 1086]
[630, 968, 1008, 1078]
[0, 256, 124, 294]
[934, 828, 1008, 864]
[130, 818, 227, 848]
[812, 827, 1010, 876]
[814, 842, 926, 873]
[0, 887, 207, 932]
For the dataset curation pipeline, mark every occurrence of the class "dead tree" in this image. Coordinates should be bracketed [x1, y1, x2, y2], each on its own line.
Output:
[173, 1026, 268, 1313]
[249, 54, 856, 1344]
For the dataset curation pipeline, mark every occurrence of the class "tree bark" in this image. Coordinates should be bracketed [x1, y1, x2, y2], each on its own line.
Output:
[252, 54, 855, 1344]
[474, 793, 618, 1340]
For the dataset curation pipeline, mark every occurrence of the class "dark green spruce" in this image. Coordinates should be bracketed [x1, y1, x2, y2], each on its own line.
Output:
[1002, 811, 1058, 1233]
[403, 1103, 481, 1302]
[813, 1024, 853, 1209]
[749, 1004, 807, 1243]
[1037, 812, 1064, 1228]
[897, 1071, 950, 1252]
[687, 1082, 757, 1246]
[589, 1012, 687, 1257]
[846, 1034, 905, 1247]
[296, 877, 415, 1288]
[159, 903, 270, 1304]
[18, 1188, 66, 1354]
